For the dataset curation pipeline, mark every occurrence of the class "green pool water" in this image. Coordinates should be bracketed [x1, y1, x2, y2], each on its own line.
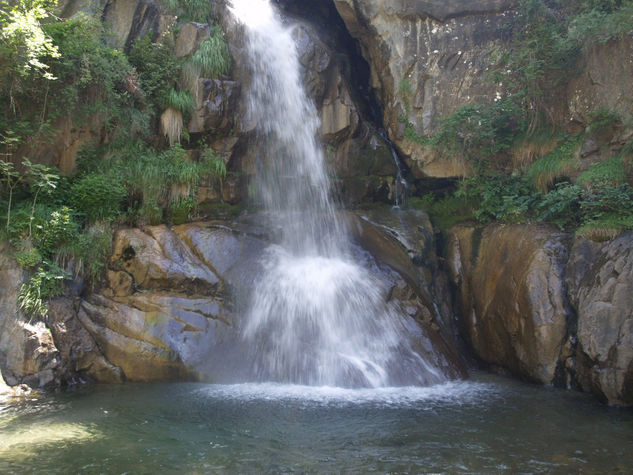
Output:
[1, 372, 631, 473]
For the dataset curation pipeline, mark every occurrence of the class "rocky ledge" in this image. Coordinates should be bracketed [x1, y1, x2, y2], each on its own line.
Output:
[0, 214, 465, 388]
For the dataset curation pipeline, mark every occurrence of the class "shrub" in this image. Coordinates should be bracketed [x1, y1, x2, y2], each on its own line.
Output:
[18, 260, 68, 319]
[408, 98, 526, 173]
[37, 206, 77, 257]
[15, 244, 42, 268]
[167, 196, 196, 225]
[202, 147, 227, 179]
[578, 154, 626, 186]
[69, 173, 126, 222]
[456, 175, 538, 223]
[139, 199, 163, 225]
[581, 183, 633, 221]
[164, 0, 214, 23]
[537, 182, 583, 229]
[128, 35, 180, 115]
[57, 222, 112, 286]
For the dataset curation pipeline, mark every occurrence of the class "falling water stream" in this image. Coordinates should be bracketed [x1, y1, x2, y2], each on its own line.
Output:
[230, 0, 442, 387]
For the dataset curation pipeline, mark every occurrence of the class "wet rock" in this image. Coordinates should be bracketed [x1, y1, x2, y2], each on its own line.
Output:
[294, 24, 331, 102]
[0, 244, 62, 390]
[447, 225, 571, 384]
[188, 79, 241, 135]
[223, 7, 398, 204]
[348, 208, 466, 376]
[70, 219, 465, 384]
[0, 320, 61, 389]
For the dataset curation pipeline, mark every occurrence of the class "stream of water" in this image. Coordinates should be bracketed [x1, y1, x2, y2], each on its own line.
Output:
[231, 0, 446, 387]
[1, 373, 631, 473]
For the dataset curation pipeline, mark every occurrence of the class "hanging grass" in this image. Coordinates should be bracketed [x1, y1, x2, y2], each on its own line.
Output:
[56, 222, 113, 287]
[576, 214, 633, 242]
[182, 28, 231, 89]
[161, 107, 183, 146]
[163, 88, 195, 115]
[527, 135, 583, 191]
[578, 153, 626, 186]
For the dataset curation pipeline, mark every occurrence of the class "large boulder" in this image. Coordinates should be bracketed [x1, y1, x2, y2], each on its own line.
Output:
[0, 244, 62, 389]
[349, 208, 466, 360]
[447, 225, 571, 383]
[73, 222, 266, 382]
[102, 0, 174, 50]
[47, 297, 123, 384]
[447, 224, 633, 406]
[567, 36, 633, 127]
[567, 233, 633, 406]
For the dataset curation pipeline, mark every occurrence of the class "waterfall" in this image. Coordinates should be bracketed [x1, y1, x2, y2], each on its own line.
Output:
[229, 0, 445, 387]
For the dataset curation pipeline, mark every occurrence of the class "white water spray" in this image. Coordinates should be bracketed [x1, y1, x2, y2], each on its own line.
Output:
[230, 0, 446, 387]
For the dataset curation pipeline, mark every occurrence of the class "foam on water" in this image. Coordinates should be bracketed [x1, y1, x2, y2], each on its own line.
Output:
[196, 381, 496, 408]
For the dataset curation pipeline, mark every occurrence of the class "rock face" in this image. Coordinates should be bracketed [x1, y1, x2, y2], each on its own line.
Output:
[0, 218, 464, 387]
[447, 225, 571, 383]
[447, 225, 633, 406]
[333, 0, 515, 177]
[568, 37, 633, 126]
[74, 223, 264, 382]
[568, 234, 633, 406]
[332, 1, 633, 179]
[222, 5, 401, 206]
[0, 245, 62, 389]
[77, 220, 465, 383]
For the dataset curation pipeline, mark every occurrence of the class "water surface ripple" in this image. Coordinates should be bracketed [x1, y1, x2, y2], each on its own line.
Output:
[1, 373, 632, 473]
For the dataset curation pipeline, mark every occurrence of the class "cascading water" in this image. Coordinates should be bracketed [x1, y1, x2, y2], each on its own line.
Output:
[230, 0, 445, 387]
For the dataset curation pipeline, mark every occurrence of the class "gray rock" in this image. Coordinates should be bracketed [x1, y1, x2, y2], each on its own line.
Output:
[569, 232, 633, 406]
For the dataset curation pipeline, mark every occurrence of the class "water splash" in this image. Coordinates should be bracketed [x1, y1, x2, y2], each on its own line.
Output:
[230, 0, 447, 387]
